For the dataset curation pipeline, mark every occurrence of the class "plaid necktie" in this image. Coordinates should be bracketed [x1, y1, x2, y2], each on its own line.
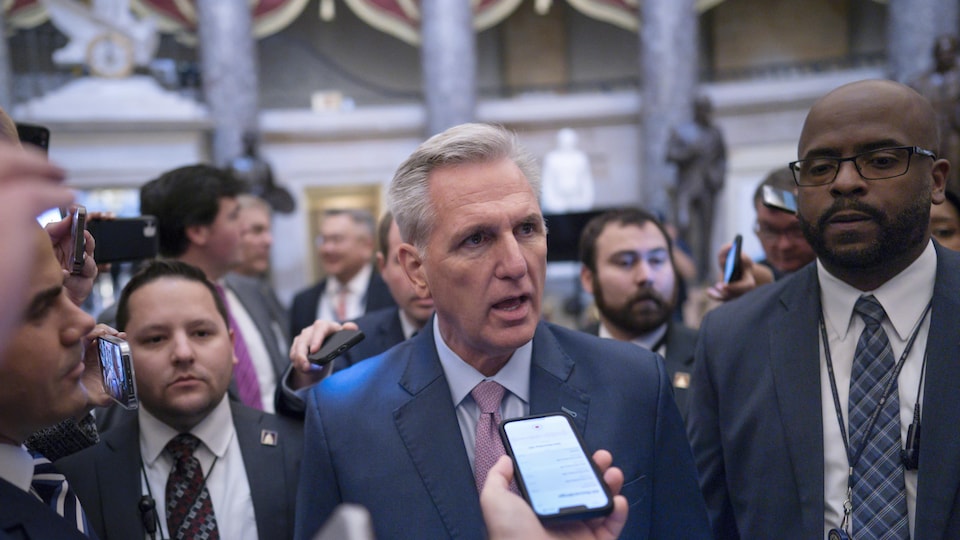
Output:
[849, 295, 909, 539]
[472, 380, 512, 493]
[29, 450, 97, 538]
[214, 283, 263, 409]
[165, 434, 220, 540]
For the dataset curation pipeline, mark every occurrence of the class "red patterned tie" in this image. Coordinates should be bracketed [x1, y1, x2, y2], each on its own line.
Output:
[214, 283, 263, 409]
[472, 380, 510, 492]
[165, 434, 219, 540]
[335, 285, 349, 321]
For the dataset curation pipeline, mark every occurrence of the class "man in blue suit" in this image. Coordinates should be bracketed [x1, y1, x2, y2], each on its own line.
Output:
[688, 79, 960, 539]
[292, 123, 709, 539]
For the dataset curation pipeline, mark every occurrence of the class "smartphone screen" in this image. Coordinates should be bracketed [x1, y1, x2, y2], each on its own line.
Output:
[723, 234, 743, 284]
[500, 413, 613, 523]
[98, 336, 138, 409]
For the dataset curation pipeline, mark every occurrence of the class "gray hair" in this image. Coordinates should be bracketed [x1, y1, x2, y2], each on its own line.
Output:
[323, 208, 376, 238]
[387, 123, 540, 252]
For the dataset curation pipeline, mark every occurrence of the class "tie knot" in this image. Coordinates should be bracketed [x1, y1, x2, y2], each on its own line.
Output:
[471, 380, 506, 414]
[165, 433, 202, 461]
[855, 295, 886, 326]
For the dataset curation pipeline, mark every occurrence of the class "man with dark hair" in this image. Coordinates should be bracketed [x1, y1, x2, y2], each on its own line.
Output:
[292, 123, 709, 539]
[578, 208, 698, 420]
[930, 189, 960, 251]
[137, 165, 282, 413]
[289, 208, 395, 336]
[58, 260, 302, 540]
[688, 79, 960, 538]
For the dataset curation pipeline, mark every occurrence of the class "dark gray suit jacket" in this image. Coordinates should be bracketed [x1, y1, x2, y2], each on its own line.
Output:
[57, 402, 303, 540]
[0, 478, 88, 540]
[294, 320, 710, 540]
[585, 321, 698, 422]
[289, 270, 396, 338]
[688, 244, 960, 539]
[225, 272, 291, 379]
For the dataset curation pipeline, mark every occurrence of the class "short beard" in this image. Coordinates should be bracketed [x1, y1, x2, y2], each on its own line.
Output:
[593, 277, 674, 337]
[799, 193, 930, 270]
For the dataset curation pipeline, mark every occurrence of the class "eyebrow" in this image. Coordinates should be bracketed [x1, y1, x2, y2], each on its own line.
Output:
[24, 285, 63, 321]
[802, 139, 905, 159]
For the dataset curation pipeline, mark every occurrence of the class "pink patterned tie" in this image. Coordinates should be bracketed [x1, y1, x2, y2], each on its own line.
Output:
[472, 380, 508, 492]
[213, 283, 263, 410]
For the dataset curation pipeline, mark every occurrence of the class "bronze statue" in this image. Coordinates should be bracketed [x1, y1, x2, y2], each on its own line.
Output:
[228, 132, 295, 214]
[910, 35, 960, 194]
[667, 95, 727, 282]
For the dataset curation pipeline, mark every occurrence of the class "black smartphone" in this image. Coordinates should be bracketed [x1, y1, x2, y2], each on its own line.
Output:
[69, 206, 87, 275]
[761, 185, 798, 214]
[723, 234, 743, 284]
[308, 329, 365, 365]
[86, 216, 159, 264]
[15, 122, 49, 153]
[98, 335, 138, 409]
[499, 413, 614, 524]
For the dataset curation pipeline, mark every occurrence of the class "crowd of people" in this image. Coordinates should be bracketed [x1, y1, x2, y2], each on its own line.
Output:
[2, 77, 960, 540]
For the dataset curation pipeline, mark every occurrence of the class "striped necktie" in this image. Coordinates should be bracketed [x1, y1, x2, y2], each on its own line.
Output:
[29, 450, 97, 538]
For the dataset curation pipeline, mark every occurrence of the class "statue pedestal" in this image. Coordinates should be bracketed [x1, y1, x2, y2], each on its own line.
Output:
[14, 76, 208, 122]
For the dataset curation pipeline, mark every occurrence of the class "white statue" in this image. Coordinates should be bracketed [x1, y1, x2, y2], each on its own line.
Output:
[40, 0, 158, 78]
[541, 128, 595, 213]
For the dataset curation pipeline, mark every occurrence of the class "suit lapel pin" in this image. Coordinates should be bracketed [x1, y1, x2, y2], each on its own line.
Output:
[673, 372, 691, 389]
[260, 429, 278, 446]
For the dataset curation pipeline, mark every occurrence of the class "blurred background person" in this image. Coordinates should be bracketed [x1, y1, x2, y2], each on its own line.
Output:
[930, 189, 960, 251]
[289, 208, 395, 336]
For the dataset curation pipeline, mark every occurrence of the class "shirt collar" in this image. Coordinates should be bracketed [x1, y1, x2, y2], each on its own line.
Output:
[397, 309, 421, 341]
[598, 322, 667, 351]
[0, 444, 35, 492]
[139, 396, 236, 465]
[818, 240, 937, 341]
[432, 316, 532, 408]
[325, 263, 373, 296]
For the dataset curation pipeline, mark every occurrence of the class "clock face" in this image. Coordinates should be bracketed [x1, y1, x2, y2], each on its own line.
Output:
[86, 33, 135, 78]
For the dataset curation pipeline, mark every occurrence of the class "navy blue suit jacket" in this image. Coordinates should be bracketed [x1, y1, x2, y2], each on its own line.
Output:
[688, 243, 960, 539]
[294, 320, 709, 540]
[0, 478, 88, 540]
[289, 270, 395, 338]
[333, 306, 407, 371]
[57, 402, 303, 540]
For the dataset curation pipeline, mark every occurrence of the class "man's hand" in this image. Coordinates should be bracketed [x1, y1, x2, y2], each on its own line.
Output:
[480, 450, 629, 540]
[47, 216, 99, 306]
[288, 319, 360, 389]
[706, 241, 774, 302]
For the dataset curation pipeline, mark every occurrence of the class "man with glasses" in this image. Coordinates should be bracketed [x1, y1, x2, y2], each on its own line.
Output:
[688, 79, 960, 539]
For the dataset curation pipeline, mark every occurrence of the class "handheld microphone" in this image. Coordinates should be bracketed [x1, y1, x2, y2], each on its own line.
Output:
[139, 495, 158, 537]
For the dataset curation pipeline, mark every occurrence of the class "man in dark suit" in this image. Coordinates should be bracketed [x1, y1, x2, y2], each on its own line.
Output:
[577, 208, 698, 421]
[289, 208, 395, 337]
[688, 79, 960, 539]
[58, 260, 302, 540]
[292, 123, 709, 539]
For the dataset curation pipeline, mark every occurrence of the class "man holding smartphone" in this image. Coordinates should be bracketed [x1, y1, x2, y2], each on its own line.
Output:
[58, 260, 303, 540]
[292, 123, 709, 539]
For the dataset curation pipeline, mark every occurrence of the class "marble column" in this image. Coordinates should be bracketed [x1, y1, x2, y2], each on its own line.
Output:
[639, 0, 698, 218]
[196, 0, 260, 166]
[0, 8, 12, 113]
[888, 0, 959, 83]
[420, 0, 477, 136]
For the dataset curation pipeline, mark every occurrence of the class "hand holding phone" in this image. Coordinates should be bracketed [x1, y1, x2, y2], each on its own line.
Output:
[308, 328, 365, 365]
[98, 335, 138, 409]
[723, 234, 743, 284]
[499, 413, 614, 523]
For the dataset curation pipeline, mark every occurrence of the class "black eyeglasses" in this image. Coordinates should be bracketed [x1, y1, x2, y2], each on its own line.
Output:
[789, 146, 937, 186]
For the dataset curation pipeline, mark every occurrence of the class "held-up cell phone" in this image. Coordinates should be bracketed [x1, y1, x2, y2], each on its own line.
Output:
[308, 328, 365, 365]
[723, 234, 743, 284]
[499, 413, 614, 524]
[15, 123, 49, 153]
[86, 216, 160, 264]
[98, 335, 138, 409]
[69, 206, 87, 275]
[762, 185, 798, 215]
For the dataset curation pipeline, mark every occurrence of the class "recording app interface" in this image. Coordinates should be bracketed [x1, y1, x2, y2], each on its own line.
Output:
[99, 340, 132, 401]
[503, 415, 610, 516]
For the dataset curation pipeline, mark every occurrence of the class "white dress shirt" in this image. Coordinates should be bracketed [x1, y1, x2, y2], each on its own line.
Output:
[139, 397, 258, 540]
[433, 316, 531, 469]
[0, 443, 35, 493]
[819, 240, 936, 538]
[316, 264, 373, 322]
